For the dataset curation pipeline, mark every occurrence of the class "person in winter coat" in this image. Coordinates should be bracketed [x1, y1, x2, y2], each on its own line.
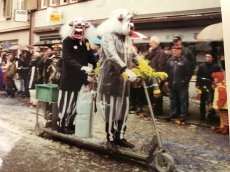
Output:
[97, 9, 138, 151]
[146, 36, 167, 116]
[165, 46, 193, 122]
[6, 54, 16, 98]
[196, 53, 221, 120]
[17, 50, 32, 98]
[58, 17, 98, 134]
[27, 52, 44, 90]
[212, 72, 228, 135]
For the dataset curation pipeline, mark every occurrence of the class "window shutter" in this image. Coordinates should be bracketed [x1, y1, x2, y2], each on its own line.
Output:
[5, 0, 13, 19]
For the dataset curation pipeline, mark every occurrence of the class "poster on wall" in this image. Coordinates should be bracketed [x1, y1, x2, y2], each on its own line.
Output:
[14, 9, 28, 22]
[47, 7, 62, 23]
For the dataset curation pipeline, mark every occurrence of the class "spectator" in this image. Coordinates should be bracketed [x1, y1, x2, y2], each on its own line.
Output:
[0, 49, 8, 65]
[173, 36, 196, 115]
[196, 53, 221, 120]
[165, 46, 192, 122]
[42, 48, 53, 83]
[5, 54, 16, 98]
[47, 55, 61, 84]
[129, 45, 145, 114]
[146, 36, 166, 116]
[27, 52, 44, 89]
[17, 50, 32, 98]
[212, 72, 228, 134]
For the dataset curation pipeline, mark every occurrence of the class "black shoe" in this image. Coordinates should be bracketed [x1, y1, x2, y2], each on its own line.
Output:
[154, 111, 163, 116]
[200, 116, 205, 121]
[106, 140, 117, 152]
[180, 117, 186, 122]
[135, 107, 143, 114]
[7, 95, 15, 98]
[166, 115, 177, 121]
[57, 127, 74, 134]
[115, 138, 135, 148]
[129, 106, 136, 111]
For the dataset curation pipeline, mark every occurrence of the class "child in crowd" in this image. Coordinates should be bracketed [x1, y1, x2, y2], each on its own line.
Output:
[47, 55, 61, 84]
[212, 72, 229, 135]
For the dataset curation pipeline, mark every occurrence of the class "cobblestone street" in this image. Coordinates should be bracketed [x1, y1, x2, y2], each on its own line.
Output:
[0, 92, 230, 172]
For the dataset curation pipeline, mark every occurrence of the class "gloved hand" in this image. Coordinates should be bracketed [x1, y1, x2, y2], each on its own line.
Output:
[125, 69, 137, 82]
[81, 66, 92, 74]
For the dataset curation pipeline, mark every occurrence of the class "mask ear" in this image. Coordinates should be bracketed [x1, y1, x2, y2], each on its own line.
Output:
[85, 22, 91, 28]
[69, 21, 73, 26]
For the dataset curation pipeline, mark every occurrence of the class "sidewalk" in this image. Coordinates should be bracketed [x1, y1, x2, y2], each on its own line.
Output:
[136, 96, 219, 128]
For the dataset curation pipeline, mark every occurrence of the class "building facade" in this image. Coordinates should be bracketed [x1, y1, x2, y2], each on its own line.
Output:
[0, 0, 32, 49]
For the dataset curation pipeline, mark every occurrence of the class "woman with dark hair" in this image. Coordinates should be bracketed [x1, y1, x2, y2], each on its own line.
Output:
[17, 50, 32, 98]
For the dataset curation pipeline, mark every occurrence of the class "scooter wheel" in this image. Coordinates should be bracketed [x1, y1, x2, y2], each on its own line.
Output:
[35, 121, 44, 137]
[154, 153, 175, 172]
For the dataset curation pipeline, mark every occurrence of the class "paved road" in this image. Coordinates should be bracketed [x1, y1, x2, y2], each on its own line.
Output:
[0, 93, 230, 172]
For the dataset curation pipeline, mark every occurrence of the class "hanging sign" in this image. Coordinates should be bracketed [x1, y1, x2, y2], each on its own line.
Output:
[47, 7, 61, 23]
[14, 9, 28, 22]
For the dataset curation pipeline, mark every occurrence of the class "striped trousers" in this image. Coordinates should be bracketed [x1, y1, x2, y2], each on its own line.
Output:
[58, 90, 78, 128]
[101, 95, 129, 141]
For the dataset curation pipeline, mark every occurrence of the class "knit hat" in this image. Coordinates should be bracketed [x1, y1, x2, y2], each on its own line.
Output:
[211, 72, 225, 82]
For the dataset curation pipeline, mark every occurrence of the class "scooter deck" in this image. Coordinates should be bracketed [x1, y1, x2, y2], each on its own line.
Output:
[38, 127, 153, 163]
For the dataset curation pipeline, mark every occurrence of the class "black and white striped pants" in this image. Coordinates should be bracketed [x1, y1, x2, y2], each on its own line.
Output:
[58, 90, 78, 127]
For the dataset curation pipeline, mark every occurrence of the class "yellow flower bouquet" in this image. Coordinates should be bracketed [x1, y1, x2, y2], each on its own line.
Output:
[94, 58, 168, 81]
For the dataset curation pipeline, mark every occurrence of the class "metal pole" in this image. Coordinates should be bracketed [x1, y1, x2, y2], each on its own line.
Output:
[143, 81, 163, 148]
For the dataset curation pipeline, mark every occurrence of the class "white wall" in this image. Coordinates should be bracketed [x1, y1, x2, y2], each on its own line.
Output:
[0, 30, 29, 44]
[0, 0, 29, 32]
[35, 0, 221, 28]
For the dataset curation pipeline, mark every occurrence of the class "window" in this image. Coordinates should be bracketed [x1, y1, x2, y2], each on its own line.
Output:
[0, 0, 6, 20]
[60, 0, 67, 4]
[41, 0, 47, 8]
[49, 0, 56, 6]
[70, 0, 79, 3]
[17, 0, 23, 9]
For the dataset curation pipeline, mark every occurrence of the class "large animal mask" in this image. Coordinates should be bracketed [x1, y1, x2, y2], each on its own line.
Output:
[68, 17, 91, 39]
[60, 17, 97, 40]
[97, 9, 134, 37]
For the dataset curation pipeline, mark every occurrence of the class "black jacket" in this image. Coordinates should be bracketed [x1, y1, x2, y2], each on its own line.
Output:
[165, 56, 192, 89]
[146, 46, 166, 72]
[196, 62, 221, 87]
[59, 36, 98, 92]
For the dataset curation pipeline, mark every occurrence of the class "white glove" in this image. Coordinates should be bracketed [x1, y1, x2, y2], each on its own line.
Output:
[125, 70, 137, 82]
[81, 66, 92, 74]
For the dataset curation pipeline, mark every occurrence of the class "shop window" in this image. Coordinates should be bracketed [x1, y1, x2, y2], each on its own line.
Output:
[60, 0, 67, 4]
[41, 0, 47, 8]
[49, 0, 56, 6]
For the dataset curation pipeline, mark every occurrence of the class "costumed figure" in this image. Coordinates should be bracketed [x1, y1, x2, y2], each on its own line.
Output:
[58, 17, 98, 134]
[97, 9, 138, 151]
[212, 72, 229, 134]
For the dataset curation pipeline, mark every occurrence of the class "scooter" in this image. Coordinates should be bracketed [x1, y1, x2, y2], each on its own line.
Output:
[34, 79, 175, 172]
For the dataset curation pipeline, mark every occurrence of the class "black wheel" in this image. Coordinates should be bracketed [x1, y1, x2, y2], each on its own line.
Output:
[35, 121, 44, 137]
[154, 153, 175, 172]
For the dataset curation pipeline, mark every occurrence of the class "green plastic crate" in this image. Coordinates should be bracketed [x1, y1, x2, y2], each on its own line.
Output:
[35, 84, 59, 102]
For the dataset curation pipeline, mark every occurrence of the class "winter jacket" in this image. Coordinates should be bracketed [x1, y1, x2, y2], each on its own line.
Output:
[6, 56, 16, 78]
[165, 55, 192, 89]
[213, 83, 228, 110]
[182, 46, 196, 69]
[59, 36, 98, 92]
[147, 46, 166, 72]
[196, 62, 221, 87]
[27, 57, 43, 89]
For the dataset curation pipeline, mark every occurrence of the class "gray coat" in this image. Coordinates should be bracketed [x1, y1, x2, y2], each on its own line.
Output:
[98, 33, 138, 97]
